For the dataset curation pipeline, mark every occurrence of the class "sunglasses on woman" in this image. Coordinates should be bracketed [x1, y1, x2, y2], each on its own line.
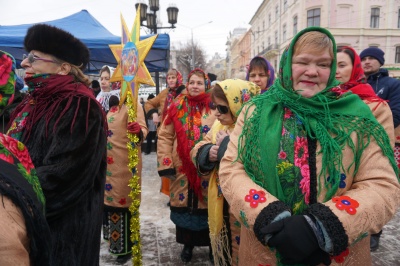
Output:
[216, 104, 229, 114]
[23, 53, 57, 64]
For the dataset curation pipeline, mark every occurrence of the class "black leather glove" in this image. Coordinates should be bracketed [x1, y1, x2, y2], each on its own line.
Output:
[261, 215, 331, 265]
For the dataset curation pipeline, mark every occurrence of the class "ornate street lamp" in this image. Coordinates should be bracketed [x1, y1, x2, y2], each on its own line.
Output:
[135, 1, 179, 94]
[135, 1, 179, 34]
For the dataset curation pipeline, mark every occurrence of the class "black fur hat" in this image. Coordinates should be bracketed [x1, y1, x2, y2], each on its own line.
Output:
[24, 24, 90, 70]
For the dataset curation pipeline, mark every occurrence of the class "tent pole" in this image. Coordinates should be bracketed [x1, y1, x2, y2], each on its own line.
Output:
[155, 72, 160, 95]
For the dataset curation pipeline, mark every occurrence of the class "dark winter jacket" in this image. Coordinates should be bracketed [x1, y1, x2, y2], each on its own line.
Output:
[367, 68, 400, 127]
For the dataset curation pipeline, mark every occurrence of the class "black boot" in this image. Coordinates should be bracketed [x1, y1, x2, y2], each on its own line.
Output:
[116, 253, 131, 264]
[180, 245, 193, 263]
[370, 230, 382, 251]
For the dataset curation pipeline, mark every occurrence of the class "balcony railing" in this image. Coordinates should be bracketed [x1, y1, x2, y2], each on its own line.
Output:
[259, 44, 279, 55]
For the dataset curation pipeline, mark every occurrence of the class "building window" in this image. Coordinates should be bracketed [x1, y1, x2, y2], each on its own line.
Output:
[263, 20, 265, 31]
[268, 36, 271, 46]
[269, 13, 271, 26]
[215, 64, 221, 69]
[284, 0, 288, 11]
[283, 24, 287, 42]
[307, 8, 321, 27]
[275, 5, 279, 20]
[262, 42, 265, 51]
[275, 30, 278, 45]
[396, 46, 400, 63]
[370, 7, 380, 28]
[293, 16, 298, 35]
[398, 9, 400, 28]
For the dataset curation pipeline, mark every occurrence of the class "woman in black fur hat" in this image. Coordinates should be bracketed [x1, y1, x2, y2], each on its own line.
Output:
[7, 24, 107, 266]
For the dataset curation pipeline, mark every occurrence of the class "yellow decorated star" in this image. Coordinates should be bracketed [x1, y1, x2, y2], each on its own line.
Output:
[109, 5, 157, 106]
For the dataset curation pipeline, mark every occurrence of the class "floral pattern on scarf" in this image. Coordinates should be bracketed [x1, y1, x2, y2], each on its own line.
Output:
[277, 108, 310, 212]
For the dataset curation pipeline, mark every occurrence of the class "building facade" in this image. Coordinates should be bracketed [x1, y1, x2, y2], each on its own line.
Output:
[207, 52, 227, 81]
[249, 0, 400, 77]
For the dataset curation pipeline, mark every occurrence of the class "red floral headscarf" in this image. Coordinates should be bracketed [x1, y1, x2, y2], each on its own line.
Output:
[337, 46, 382, 103]
[0, 50, 16, 110]
[174, 69, 183, 88]
[186, 68, 211, 91]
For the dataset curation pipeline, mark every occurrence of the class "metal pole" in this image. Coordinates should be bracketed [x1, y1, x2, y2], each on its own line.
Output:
[153, 10, 160, 95]
[191, 28, 195, 69]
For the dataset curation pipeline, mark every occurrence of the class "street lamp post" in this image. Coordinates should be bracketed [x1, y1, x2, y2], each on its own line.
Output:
[180, 21, 213, 69]
[135, 1, 179, 94]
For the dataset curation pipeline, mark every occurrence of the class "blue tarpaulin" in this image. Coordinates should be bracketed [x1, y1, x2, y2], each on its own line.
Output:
[0, 9, 170, 73]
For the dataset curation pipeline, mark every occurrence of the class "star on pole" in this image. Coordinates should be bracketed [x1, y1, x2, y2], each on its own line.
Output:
[109, 5, 157, 106]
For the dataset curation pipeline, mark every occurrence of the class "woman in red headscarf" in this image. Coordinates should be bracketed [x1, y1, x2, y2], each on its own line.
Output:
[157, 68, 216, 263]
[336, 46, 397, 252]
[336, 46, 395, 146]
[145, 68, 186, 196]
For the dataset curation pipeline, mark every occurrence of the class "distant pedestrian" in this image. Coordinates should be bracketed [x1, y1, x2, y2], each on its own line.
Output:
[145, 94, 157, 155]
[91, 79, 101, 97]
[360, 46, 400, 251]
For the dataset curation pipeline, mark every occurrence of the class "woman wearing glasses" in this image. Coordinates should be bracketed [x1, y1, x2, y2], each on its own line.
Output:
[7, 24, 107, 266]
[191, 79, 260, 266]
[157, 68, 216, 263]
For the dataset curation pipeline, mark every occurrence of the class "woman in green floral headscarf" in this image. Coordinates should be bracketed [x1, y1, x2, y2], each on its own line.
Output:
[219, 27, 400, 266]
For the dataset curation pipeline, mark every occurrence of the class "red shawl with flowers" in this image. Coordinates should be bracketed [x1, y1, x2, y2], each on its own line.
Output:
[164, 92, 211, 198]
[338, 46, 384, 105]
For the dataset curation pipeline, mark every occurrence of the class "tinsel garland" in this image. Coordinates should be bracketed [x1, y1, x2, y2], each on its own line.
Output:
[126, 89, 142, 265]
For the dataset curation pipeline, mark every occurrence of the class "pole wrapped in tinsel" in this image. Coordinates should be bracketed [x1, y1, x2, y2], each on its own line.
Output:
[126, 88, 142, 265]
[108, 5, 157, 265]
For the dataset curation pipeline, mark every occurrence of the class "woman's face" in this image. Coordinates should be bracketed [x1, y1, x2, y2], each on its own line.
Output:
[167, 74, 177, 88]
[213, 97, 235, 126]
[21, 50, 61, 78]
[291, 47, 332, 98]
[188, 74, 205, 97]
[336, 52, 353, 83]
[248, 66, 268, 89]
[100, 71, 111, 92]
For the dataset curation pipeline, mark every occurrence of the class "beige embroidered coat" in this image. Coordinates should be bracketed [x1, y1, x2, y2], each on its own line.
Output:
[219, 104, 400, 266]
[191, 126, 241, 265]
[157, 107, 216, 210]
[104, 104, 148, 208]
[0, 196, 29, 265]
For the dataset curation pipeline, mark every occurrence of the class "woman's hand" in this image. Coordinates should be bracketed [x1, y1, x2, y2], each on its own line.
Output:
[127, 122, 141, 134]
[208, 145, 219, 162]
[216, 130, 229, 146]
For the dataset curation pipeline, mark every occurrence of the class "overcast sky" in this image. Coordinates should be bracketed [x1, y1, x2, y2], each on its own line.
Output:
[0, 0, 262, 59]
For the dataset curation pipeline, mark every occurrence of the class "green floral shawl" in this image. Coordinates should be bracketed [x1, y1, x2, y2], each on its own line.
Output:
[237, 27, 397, 203]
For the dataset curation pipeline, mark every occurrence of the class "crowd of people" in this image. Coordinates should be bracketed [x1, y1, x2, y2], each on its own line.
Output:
[0, 23, 399, 266]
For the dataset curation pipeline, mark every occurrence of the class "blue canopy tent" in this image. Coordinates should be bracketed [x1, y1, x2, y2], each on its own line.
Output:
[0, 9, 170, 74]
